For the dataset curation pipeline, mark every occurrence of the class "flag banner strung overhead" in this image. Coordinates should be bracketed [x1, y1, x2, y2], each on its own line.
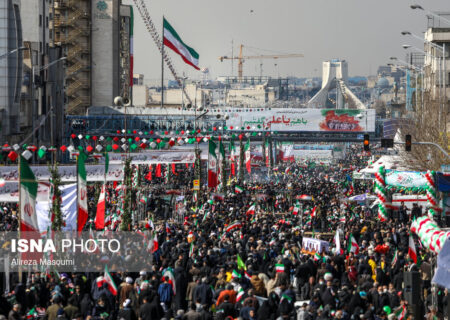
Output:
[163, 18, 199, 70]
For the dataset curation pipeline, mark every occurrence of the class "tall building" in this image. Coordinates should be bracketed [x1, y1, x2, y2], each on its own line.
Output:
[52, 0, 132, 114]
[423, 13, 450, 104]
[20, 0, 66, 146]
[52, 0, 91, 115]
[0, 0, 23, 141]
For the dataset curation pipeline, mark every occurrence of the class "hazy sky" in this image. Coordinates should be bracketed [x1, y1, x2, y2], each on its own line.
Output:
[123, 0, 449, 82]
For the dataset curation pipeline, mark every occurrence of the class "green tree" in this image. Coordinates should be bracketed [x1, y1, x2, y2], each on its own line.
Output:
[49, 163, 63, 231]
[120, 157, 132, 231]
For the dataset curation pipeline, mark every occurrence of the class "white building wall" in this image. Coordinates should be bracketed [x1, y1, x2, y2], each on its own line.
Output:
[91, 0, 117, 106]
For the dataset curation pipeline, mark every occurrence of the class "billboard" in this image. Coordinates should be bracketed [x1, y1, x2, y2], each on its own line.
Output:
[225, 108, 375, 132]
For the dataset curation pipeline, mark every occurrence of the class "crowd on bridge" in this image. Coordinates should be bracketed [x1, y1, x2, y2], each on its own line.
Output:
[0, 145, 447, 320]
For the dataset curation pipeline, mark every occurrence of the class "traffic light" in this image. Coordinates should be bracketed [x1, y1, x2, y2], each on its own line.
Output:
[363, 134, 370, 151]
[405, 134, 412, 152]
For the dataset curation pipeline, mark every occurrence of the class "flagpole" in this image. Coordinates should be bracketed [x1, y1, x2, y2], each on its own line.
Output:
[161, 16, 165, 109]
[18, 156, 22, 282]
[76, 155, 79, 232]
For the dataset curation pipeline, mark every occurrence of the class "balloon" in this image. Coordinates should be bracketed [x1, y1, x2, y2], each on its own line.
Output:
[383, 306, 391, 315]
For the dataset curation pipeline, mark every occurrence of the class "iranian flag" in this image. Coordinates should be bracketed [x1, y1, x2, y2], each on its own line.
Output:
[96, 276, 105, 288]
[77, 152, 88, 233]
[408, 235, 417, 263]
[208, 140, 218, 188]
[95, 184, 106, 230]
[314, 253, 321, 261]
[218, 140, 225, 185]
[292, 205, 300, 215]
[391, 249, 398, 267]
[225, 220, 242, 233]
[244, 139, 251, 174]
[347, 233, 359, 254]
[230, 140, 236, 176]
[235, 185, 244, 194]
[275, 264, 285, 273]
[104, 265, 118, 295]
[151, 232, 159, 253]
[231, 270, 241, 279]
[246, 204, 255, 216]
[162, 267, 176, 294]
[163, 18, 199, 70]
[140, 195, 148, 204]
[95, 152, 108, 230]
[236, 287, 245, 302]
[335, 231, 342, 255]
[189, 242, 194, 258]
[311, 206, 317, 218]
[394, 305, 407, 320]
[265, 140, 270, 167]
[19, 156, 39, 232]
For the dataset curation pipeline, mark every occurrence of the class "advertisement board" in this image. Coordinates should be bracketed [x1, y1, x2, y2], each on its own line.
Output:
[225, 108, 375, 132]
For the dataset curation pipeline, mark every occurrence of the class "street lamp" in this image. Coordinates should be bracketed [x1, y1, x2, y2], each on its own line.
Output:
[31, 57, 67, 149]
[0, 47, 26, 60]
[410, 4, 450, 26]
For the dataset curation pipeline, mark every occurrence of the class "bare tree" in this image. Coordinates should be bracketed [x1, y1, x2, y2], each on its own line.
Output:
[400, 91, 448, 171]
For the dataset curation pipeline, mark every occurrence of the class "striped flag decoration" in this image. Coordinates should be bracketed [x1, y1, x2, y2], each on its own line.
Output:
[104, 265, 118, 296]
[391, 249, 398, 267]
[236, 287, 245, 302]
[231, 269, 241, 279]
[275, 264, 285, 273]
[347, 233, 359, 254]
[162, 267, 176, 295]
[225, 221, 242, 233]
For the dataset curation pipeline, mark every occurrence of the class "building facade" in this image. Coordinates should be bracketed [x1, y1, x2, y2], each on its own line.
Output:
[0, 0, 23, 141]
[423, 14, 450, 104]
[52, 0, 131, 114]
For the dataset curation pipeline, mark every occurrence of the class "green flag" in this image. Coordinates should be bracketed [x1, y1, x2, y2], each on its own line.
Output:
[237, 254, 246, 270]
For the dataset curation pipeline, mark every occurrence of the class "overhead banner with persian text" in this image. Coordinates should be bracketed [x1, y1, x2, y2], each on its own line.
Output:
[385, 170, 428, 188]
[225, 108, 375, 132]
[107, 151, 195, 164]
[0, 164, 124, 183]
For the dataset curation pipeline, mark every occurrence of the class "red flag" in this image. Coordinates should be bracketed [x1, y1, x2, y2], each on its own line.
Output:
[156, 164, 162, 177]
[145, 164, 152, 181]
[408, 235, 417, 263]
[95, 184, 106, 230]
[185, 163, 189, 169]
[171, 163, 178, 176]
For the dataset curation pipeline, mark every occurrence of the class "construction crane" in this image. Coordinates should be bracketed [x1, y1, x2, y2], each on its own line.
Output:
[219, 44, 304, 82]
[132, 0, 192, 105]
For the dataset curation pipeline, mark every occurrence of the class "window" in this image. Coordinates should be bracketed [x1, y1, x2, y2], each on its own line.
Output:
[39, 15, 42, 27]
[46, 17, 48, 28]
[39, 41, 42, 53]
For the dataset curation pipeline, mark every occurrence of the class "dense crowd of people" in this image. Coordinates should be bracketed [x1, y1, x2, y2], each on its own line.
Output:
[0, 145, 446, 320]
